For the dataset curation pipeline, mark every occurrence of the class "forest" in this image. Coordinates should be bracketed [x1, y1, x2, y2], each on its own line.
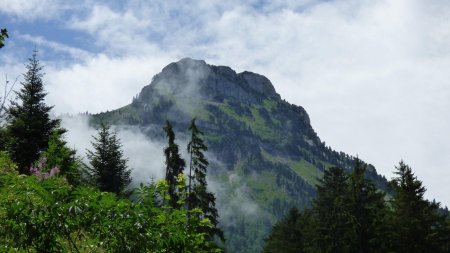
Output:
[263, 161, 450, 253]
[1, 33, 450, 252]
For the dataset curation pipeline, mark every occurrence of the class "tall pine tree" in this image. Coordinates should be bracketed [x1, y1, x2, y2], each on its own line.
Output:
[86, 123, 131, 196]
[7, 51, 59, 174]
[187, 118, 224, 241]
[347, 158, 388, 253]
[263, 161, 450, 252]
[163, 121, 185, 208]
[388, 161, 450, 253]
[312, 166, 352, 253]
[263, 207, 306, 253]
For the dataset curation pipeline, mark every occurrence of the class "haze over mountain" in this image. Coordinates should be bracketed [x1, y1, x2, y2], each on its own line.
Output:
[86, 58, 388, 252]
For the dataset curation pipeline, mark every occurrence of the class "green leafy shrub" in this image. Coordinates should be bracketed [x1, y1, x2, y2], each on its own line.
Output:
[0, 160, 220, 252]
[0, 151, 17, 176]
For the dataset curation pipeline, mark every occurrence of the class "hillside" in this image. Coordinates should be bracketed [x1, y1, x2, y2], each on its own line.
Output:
[92, 58, 388, 253]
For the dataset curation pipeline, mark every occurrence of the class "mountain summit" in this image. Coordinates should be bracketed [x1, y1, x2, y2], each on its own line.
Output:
[94, 58, 388, 253]
[139, 57, 280, 106]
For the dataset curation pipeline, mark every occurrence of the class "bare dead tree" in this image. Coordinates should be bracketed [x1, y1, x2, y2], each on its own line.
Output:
[0, 74, 18, 119]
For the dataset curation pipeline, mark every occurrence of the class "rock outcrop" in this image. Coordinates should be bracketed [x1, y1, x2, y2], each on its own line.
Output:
[139, 58, 281, 104]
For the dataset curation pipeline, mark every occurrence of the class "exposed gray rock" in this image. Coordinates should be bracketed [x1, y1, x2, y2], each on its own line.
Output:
[238, 71, 281, 100]
[142, 58, 281, 104]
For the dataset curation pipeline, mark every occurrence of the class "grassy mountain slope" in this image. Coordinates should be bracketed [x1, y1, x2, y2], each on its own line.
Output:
[92, 58, 388, 253]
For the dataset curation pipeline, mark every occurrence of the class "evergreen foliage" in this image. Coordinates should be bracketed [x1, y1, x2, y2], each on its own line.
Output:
[187, 118, 224, 241]
[0, 128, 8, 151]
[264, 161, 450, 253]
[163, 120, 185, 208]
[6, 51, 59, 174]
[0, 28, 7, 48]
[86, 123, 131, 196]
[312, 166, 352, 253]
[263, 207, 306, 253]
[42, 127, 80, 185]
[388, 161, 450, 253]
[346, 159, 388, 253]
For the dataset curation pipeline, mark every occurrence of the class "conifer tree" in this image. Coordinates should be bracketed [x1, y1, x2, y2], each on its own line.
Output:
[347, 158, 388, 253]
[0, 28, 7, 48]
[86, 123, 131, 196]
[42, 127, 80, 185]
[388, 161, 450, 253]
[187, 118, 224, 241]
[312, 166, 352, 253]
[0, 128, 7, 151]
[163, 121, 185, 208]
[263, 207, 306, 253]
[264, 161, 450, 253]
[7, 51, 59, 174]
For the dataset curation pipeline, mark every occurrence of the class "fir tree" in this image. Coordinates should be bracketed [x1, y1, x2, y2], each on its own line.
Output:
[312, 166, 352, 253]
[187, 118, 224, 241]
[347, 158, 388, 253]
[163, 121, 185, 208]
[0, 28, 7, 48]
[86, 123, 131, 196]
[388, 161, 450, 253]
[0, 129, 6, 151]
[263, 161, 450, 253]
[42, 127, 80, 185]
[7, 51, 59, 174]
[263, 207, 306, 253]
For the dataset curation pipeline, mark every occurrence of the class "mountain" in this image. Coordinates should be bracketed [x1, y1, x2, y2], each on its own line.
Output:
[92, 58, 388, 253]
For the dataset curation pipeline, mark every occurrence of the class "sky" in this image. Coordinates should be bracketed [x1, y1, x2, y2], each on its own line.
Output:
[1, 0, 449, 206]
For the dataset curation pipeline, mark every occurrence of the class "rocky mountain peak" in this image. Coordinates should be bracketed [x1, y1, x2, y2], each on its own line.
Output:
[141, 58, 281, 104]
[238, 71, 280, 100]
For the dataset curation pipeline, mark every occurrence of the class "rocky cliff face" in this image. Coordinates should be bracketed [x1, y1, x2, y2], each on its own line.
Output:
[139, 58, 280, 105]
[93, 58, 388, 253]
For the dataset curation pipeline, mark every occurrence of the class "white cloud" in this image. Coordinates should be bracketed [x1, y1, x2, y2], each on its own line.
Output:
[0, 0, 66, 21]
[60, 115, 97, 157]
[61, 115, 167, 184]
[18, 34, 93, 60]
[208, 171, 262, 224]
[116, 126, 166, 184]
[69, 4, 157, 55]
[45, 54, 176, 114]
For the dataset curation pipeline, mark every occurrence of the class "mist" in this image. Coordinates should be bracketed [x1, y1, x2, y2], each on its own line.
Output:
[61, 115, 166, 184]
[60, 114, 261, 231]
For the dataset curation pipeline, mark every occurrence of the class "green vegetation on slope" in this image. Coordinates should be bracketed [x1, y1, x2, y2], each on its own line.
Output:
[93, 104, 140, 125]
[261, 150, 323, 186]
[217, 100, 282, 141]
